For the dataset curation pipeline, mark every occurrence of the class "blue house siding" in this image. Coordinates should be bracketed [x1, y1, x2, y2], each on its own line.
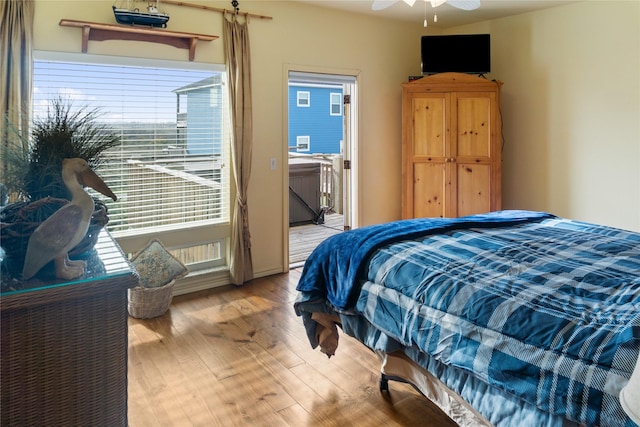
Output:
[289, 83, 343, 154]
[185, 89, 223, 155]
[174, 76, 223, 156]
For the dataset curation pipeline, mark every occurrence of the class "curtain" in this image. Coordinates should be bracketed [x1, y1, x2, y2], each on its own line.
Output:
[224, 13, 253, 285]
[1, 0, 34, 199]
[1, 0, 34, 136]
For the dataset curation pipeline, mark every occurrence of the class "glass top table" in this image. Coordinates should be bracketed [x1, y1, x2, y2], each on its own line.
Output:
[1, 228, 137, 299]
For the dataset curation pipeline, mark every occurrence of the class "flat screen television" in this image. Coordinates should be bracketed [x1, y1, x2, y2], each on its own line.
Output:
[421, 34, 491, 75]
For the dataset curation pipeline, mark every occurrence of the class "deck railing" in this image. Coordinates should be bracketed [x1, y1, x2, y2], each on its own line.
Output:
[105, 159, 222, 232]
[104, 153, 339, 232]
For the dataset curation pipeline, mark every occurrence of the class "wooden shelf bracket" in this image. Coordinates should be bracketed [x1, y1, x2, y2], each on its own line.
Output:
[59, 19, 218, 61]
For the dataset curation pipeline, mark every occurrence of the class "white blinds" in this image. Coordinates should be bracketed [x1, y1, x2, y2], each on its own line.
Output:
[32, 58, 230, 236]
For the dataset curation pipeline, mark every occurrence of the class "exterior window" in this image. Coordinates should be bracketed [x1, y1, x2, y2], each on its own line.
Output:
[330, 93, 342, 116]
[32, 54, 231, 273]
[297, 91, 310, 107]
[297, 136, 310, 152]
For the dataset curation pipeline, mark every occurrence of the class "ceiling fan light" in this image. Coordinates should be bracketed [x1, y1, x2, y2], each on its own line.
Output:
[430, 0, 447, 8]
[403, 0, 417, 6]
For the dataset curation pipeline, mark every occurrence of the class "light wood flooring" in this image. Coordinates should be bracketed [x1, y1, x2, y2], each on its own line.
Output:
[289, 213, 344, 266]
[127, 269, 457, 426]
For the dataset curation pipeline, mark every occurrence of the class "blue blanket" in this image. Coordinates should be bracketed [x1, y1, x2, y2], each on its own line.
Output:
[295, 210, 555, 311]
[294, 210, 640, 427]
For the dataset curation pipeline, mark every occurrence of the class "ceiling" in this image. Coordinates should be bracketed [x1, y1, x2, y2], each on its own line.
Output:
[295, 0, 578, 28]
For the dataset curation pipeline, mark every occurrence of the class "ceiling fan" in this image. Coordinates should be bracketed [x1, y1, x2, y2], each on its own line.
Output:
[372, 0, 480, 27]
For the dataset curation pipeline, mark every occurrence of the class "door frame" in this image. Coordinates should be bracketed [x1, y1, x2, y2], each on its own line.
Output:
[282, 64, 360, 271]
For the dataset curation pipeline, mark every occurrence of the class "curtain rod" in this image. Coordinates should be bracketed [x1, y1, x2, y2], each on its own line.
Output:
[162, 0, 273, 20]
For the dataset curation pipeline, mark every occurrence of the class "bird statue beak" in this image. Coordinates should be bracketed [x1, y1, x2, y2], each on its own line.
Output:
[79, 167, 117, 201]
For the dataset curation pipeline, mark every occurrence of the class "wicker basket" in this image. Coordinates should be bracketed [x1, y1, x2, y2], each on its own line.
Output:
[127, 279, 175, 319]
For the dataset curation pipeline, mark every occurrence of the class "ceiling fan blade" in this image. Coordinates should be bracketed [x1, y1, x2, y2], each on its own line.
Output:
[447, 0, 481, 11]
[371, 0, 400, 10]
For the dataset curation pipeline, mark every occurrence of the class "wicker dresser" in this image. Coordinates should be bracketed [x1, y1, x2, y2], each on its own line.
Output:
[1, 230, 138, 426]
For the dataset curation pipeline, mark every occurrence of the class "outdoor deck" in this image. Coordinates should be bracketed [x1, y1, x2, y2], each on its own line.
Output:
[289, 213, 344, 267]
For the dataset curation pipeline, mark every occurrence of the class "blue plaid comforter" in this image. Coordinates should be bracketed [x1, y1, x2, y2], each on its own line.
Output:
[295, 211, 640, 427]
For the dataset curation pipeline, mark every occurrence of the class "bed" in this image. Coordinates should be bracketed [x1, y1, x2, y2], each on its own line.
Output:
[294, 210, 640, 427]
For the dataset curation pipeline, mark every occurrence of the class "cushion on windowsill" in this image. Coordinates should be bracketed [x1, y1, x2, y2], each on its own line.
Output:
[130, 239, 188, 288]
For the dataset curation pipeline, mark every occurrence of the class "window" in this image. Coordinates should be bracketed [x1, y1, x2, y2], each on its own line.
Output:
[330, 93, 342, 116]
[32, 52, 231, 274]
[296, 136, 310, 152]
[297, 91, 310, 107]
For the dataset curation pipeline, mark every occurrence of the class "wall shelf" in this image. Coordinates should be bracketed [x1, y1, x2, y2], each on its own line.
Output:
[59, 19, 218, 61]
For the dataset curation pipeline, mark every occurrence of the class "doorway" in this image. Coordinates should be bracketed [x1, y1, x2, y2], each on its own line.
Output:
[285, 69, 359, 268]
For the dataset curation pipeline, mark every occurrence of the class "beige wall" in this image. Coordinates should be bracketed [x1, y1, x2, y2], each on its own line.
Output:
[448, 1, 640, 231]
[32, 0, 640, 280]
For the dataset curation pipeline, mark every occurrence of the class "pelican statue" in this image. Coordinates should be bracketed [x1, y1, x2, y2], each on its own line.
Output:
[22, 158, 117, 280]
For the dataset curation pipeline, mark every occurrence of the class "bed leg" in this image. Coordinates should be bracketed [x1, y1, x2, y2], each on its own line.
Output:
[380, 374, 389, 392]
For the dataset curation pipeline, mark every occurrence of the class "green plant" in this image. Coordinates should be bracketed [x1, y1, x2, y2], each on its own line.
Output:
[3, 97, 120, 201]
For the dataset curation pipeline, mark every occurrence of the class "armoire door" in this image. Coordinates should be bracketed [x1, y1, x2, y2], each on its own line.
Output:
[452, 91, 498, 217]
[402, 92, 451, 219]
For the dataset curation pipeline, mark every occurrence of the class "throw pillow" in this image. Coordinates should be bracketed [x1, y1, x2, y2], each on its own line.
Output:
[130, 239, 188, 288]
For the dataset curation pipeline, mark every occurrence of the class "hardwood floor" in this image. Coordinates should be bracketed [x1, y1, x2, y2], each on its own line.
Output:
[127, 269, 457, 426]
[289, 213, 344, 266]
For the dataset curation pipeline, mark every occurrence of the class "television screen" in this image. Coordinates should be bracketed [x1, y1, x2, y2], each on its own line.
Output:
[421, 34, 491, 75]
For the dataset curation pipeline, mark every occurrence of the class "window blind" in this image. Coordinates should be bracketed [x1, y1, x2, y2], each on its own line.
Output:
[32, 59, 230, 237]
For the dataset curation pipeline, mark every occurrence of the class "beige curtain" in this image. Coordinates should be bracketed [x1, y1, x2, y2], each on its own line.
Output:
[0, 0, 34, 207]
[224, 13, 253, 285]
[1, 0, 34, 187]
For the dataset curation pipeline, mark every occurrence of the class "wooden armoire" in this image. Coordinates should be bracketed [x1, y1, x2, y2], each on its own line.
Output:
[401, 72, 503, 219]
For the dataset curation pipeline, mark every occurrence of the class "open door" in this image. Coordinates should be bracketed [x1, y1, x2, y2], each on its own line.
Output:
[286, 70, 358, 267]
[342, 81, 356, 231]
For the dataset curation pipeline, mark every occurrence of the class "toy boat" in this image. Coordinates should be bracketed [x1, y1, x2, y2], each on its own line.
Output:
[112, 0, 169, 28]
